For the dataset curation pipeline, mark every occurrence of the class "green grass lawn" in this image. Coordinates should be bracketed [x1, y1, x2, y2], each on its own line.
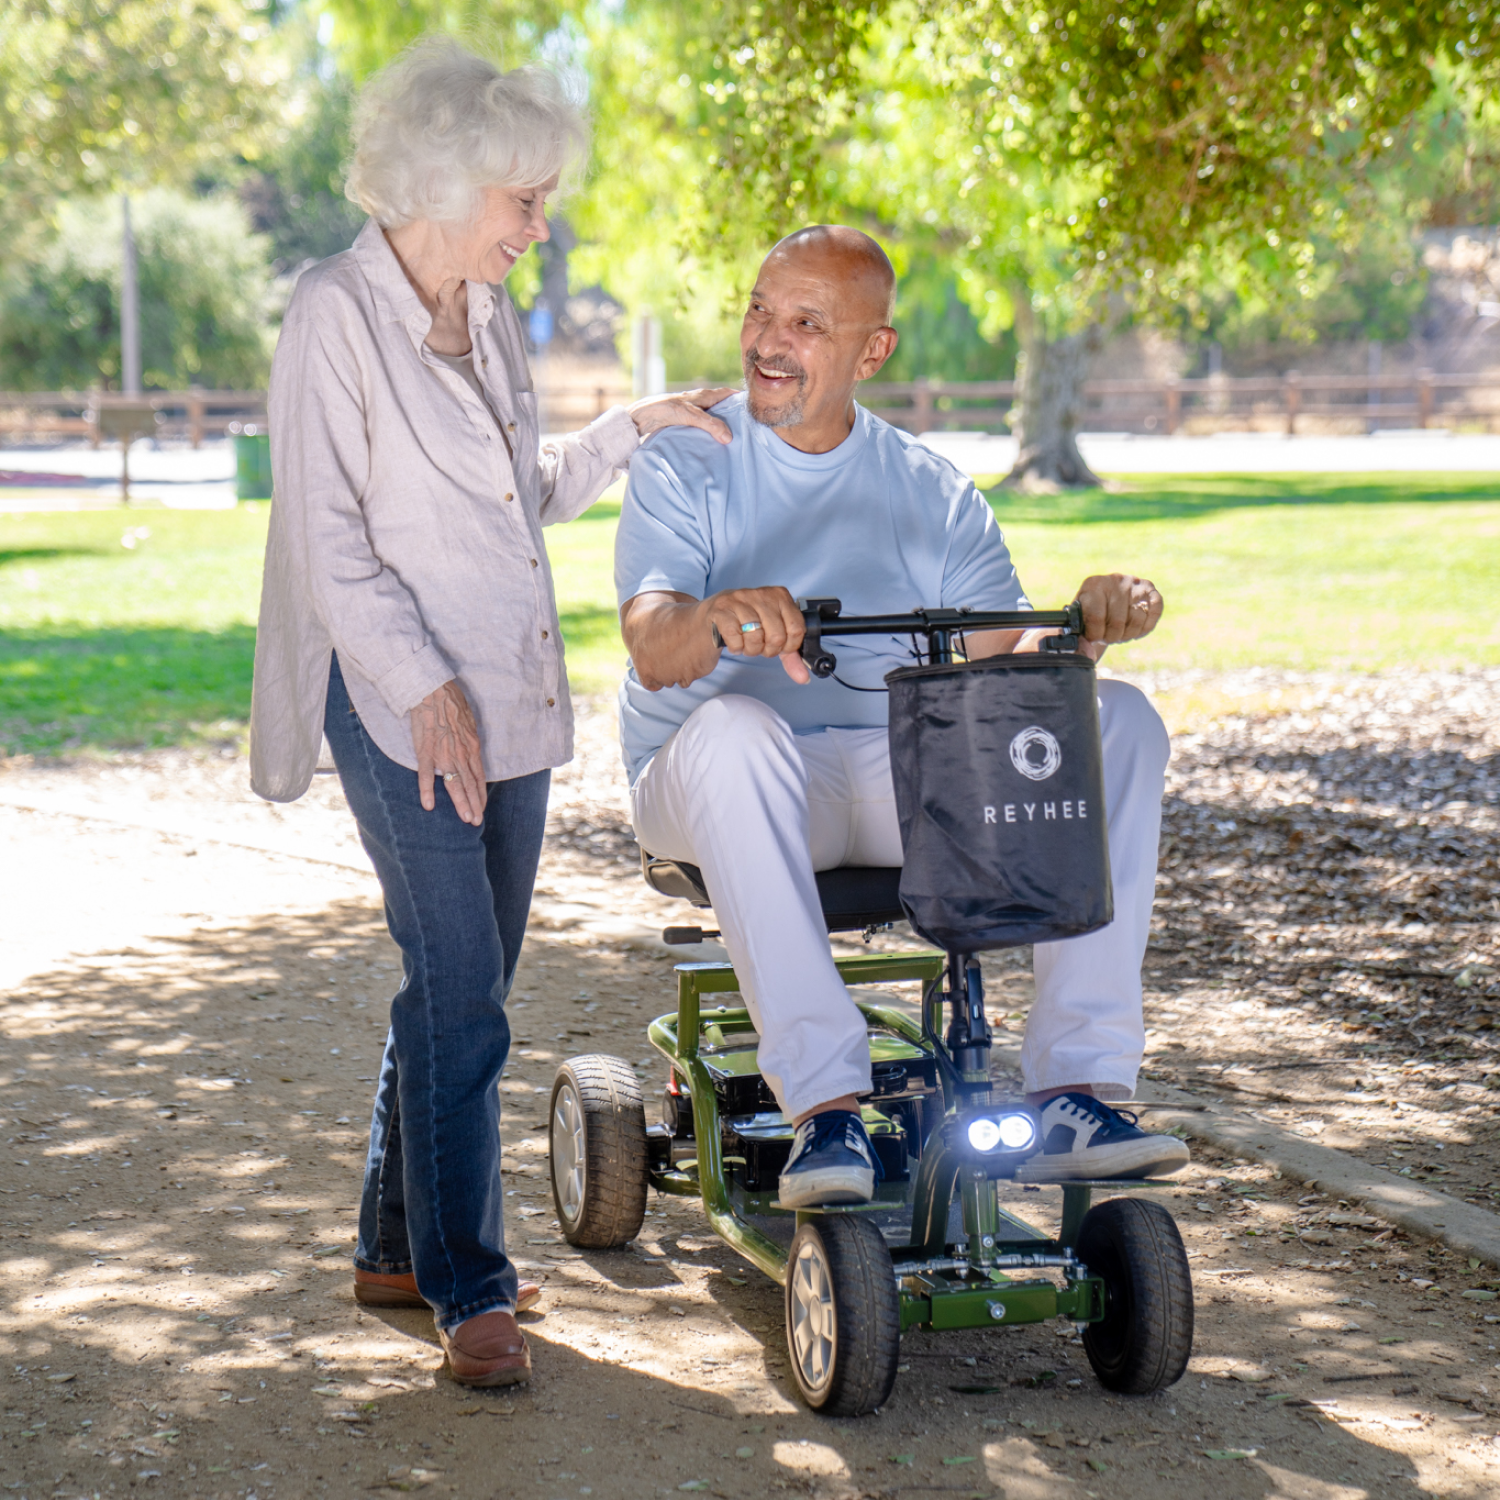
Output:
[2, 474, 1497, 756]
[0, 506, 267, 756]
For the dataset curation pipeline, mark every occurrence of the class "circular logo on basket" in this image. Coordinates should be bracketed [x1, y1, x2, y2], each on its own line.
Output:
[1009, 726, 1062, 781]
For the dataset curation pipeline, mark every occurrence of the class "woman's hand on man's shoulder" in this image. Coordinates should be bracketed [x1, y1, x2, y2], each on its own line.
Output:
[628, 388, 736, 446]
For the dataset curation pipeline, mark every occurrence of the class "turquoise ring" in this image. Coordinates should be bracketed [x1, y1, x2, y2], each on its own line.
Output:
[740, 621, 763, 633]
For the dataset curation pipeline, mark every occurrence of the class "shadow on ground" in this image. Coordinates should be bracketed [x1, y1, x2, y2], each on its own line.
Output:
[5, 898, 1482, 1498]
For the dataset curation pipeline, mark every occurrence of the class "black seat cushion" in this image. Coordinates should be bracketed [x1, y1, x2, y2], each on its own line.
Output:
[640, 851, 905, 932]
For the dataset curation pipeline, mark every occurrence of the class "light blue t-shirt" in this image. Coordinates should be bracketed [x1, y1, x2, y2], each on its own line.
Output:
[614, 394, 1029, 781]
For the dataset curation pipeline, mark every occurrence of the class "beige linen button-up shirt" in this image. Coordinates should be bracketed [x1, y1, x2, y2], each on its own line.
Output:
[250, 220, 638, 802]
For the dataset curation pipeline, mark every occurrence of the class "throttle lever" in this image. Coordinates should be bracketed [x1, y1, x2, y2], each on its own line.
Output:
[1041, 598, 1086, 654]
[798, 596, 842, 679]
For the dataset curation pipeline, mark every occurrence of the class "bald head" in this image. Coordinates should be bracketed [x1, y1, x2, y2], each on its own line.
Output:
[741, 225, 900, 449]
[765, 225, 897, 325]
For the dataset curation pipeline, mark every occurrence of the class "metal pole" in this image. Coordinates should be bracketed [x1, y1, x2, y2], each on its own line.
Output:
[121, 195, 141, 396]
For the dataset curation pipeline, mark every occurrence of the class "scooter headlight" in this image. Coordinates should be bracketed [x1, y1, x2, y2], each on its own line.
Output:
[964, 1111, 1038, 1154]
[995, 1112, 1037, 1151]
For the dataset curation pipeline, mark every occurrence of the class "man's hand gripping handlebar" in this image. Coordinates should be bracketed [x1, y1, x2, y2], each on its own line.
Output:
[622, 575, 1158, 692]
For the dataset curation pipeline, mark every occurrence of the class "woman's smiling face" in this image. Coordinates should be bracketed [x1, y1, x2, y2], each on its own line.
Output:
[449, 178, 557, 284]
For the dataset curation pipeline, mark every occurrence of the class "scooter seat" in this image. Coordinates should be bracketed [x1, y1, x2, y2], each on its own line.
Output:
[640, 851, 905, 933]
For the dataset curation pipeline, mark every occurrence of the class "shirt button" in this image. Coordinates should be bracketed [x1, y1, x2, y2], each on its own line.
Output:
[546, 697, 556, 707]
[481, 357, 489, 368]
[541, 629, 549, 639]
[529, 558, 538, 568]
[508, 422, 516, 432]
[504, 492, 514, 502]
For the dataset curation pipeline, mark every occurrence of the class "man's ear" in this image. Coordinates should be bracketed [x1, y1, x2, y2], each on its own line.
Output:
[855, 326, 898, 382]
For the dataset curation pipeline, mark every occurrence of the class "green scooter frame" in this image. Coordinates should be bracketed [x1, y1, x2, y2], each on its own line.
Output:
[645, 950, 1168, 1338]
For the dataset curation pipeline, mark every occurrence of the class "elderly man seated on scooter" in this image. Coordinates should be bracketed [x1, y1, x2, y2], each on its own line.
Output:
[614, 225, 1190, 1209]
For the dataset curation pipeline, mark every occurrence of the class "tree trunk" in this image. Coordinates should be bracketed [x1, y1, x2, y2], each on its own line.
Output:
[1004, 313, 1104, 490]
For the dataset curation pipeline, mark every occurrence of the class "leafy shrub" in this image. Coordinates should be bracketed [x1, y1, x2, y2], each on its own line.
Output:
[0, 188, 274, 391]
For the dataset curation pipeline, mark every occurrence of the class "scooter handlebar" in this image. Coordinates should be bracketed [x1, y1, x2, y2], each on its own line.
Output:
[795, 597, 1085, 679]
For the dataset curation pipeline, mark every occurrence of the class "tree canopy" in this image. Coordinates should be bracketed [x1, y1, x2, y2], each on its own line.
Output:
[0, 0, 285, 228]
[315, 0, 1498, 479]
[687, 2, 1498, 305]
[651, 0, 1498, 478]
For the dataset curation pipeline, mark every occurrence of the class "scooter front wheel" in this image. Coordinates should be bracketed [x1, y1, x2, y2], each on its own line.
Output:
[784, 1215, 900, 1416]
[1077, 1196, 1194, 1393]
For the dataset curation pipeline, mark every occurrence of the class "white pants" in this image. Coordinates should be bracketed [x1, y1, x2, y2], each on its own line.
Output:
[631, 682, 1170, 1119]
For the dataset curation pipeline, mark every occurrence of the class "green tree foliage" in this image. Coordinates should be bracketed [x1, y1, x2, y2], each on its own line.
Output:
[691, 1, 1497, 286]
[0, 0, 285, 226]
[872, 254, 1020, 383]
[1175, 60, 1500, 356]
[675, 0, 1500, 481]
[315, 0, 572, 80]
[320, 2, 1499, 481]
[239, 68, 369, 271]
[0, 189, 275, 391]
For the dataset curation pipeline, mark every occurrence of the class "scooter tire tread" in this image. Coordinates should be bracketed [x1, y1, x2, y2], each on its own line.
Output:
[550, 1055, 649, 1250]
[1077, 1196, 1194, 1395]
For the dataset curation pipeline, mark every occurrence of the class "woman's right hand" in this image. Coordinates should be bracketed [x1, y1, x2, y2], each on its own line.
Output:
[411, 680, 487, 825]
[627, 387, 736, 444]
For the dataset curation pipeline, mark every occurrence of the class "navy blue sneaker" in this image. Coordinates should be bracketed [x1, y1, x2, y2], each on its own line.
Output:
[1016, 1092, 1189, 1182]
[777, 1110, 882, 1208]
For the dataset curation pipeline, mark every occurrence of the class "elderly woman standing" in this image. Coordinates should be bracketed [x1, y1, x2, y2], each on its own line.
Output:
[250, 40, 729, 1387]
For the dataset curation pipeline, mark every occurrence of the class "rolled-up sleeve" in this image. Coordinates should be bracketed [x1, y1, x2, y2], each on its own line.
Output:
[269, 297, 455, 719]
[537, 405, 639, 525]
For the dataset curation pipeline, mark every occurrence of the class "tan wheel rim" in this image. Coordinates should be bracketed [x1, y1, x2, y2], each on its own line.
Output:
[553, 1080, 586, 1224]
[789, 1238, 836, 1393]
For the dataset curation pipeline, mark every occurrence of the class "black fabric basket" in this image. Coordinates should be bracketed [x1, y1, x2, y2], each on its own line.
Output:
[886, 652, 1113, 953]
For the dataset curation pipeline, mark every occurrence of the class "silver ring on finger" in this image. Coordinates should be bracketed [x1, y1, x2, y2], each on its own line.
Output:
[443, 772, 457, 781]
[740, 620, 763, 634]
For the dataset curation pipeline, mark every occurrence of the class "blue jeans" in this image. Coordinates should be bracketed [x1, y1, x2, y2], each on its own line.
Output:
[323, 655, 549, 1332]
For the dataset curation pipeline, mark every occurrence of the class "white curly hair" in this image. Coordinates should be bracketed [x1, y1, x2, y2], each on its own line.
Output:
[345, 38, 588, 228]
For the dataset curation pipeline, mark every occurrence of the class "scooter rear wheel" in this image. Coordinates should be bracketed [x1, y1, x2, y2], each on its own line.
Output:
[1077, 1196, 1194, 1393]
[548, 1056, 649, 1249]
[784, 1215, 900, 1416]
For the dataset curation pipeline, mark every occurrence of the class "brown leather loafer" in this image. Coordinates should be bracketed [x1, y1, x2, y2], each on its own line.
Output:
[440, 1309, 531, 1387]
[354, 1269, 541, 1314]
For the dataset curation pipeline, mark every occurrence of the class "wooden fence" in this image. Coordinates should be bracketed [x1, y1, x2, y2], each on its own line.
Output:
[860, 371, 1500, 436]
[6, 370, 1500, 444]
[0, 390, 267, 447]
[0, 386, 625, 444]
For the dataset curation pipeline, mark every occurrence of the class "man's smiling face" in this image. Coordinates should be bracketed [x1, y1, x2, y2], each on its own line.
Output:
[739, 228, 897, 449]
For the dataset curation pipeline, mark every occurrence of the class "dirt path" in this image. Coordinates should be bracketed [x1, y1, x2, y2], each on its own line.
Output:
[3, 676, 1499, 1500]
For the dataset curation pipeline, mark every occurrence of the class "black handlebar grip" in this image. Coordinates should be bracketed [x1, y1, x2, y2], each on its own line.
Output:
[799, 604, 839, 678]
